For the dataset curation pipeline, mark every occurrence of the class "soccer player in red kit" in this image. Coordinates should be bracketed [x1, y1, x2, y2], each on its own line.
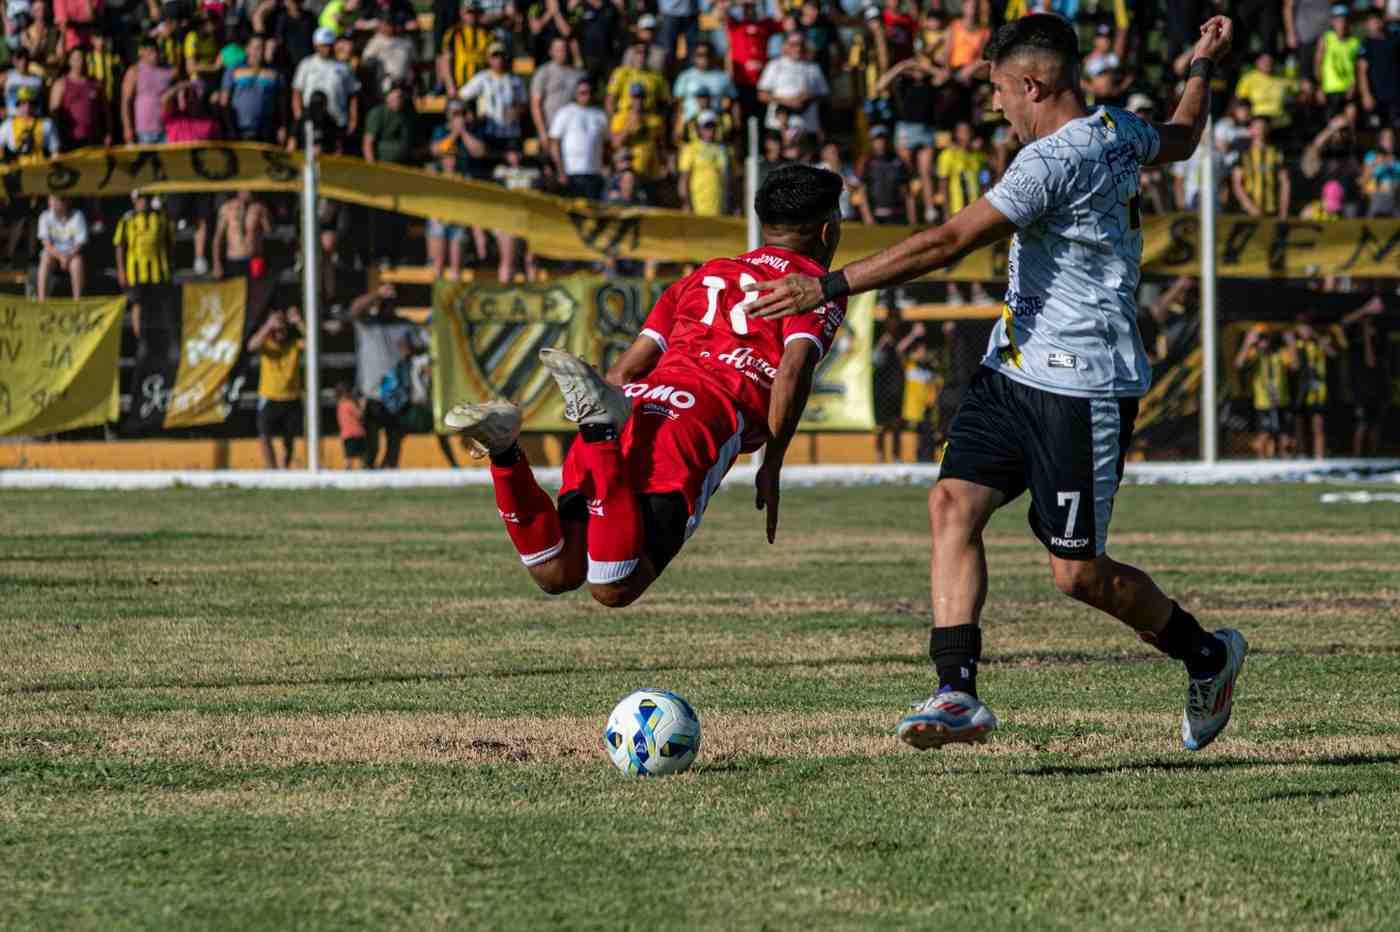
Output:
[446, 164, 847, 608]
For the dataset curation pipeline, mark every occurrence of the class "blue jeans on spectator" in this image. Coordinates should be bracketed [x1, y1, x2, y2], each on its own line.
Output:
[136, 130, 165, 144]
[658, 15, 700, 69]
[567, 173, 607, 201]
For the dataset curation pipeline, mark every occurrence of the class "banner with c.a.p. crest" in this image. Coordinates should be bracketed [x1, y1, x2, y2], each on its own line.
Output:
[0, 296, 124, 436]
[431, 278, 875, 433]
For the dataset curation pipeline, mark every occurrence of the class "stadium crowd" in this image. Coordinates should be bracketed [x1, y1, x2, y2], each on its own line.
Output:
[1, 0, 1396, 463]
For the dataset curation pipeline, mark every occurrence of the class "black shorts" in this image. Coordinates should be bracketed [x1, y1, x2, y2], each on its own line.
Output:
[1254, 407, 1290, 434]
[342, 436, 367, 459]
[938, 368, 1138, 560]
[557, 489, 689, 575]
[257, 398, 302, 440]
[165, 192, 214, 226]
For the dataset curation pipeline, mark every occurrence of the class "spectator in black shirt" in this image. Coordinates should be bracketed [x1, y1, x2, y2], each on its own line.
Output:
[874, 55, 939, 223]
[860, 124, 913, 225]
[571, 0, 622, 78]
[1359, 10, 1400, 128]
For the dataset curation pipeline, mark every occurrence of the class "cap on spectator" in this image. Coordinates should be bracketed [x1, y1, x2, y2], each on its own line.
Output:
[869, 124, 890, 138]
[488, 42, 506, 55]
[1322, 179, 1345, 212]
[695, 87, 713, 98]
[697, 109, 718, 126]
[1095, 21, 1112, 37]
[1126, 92, 1154, 114]
[1084, 55, 1120, 78]
[862, 5, 880, 20]
[1329, 3, 1349, 16]
[637, 13, 656, 29]
[628, 81, 645, 97]
[382, 76, 404, 94]
[203, 0, 227, 18]
[313, 25, 337, 45]
[131, 188, 148, 201]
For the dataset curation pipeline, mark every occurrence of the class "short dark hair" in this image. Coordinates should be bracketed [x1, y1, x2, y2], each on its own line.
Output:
[982, 13, 1079, 68]
[755, 163, 842, 227]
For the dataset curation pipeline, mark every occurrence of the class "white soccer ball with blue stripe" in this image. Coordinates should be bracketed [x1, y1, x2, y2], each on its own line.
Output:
[603, 689, 701, 776]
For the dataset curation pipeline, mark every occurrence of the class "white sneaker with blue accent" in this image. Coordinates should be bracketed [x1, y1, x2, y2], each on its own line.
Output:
[1181, 628, 1248, 751]
[896, 690, 998, 750]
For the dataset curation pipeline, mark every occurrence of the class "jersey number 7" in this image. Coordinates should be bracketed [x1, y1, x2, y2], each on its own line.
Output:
[701, 273, 759, 335]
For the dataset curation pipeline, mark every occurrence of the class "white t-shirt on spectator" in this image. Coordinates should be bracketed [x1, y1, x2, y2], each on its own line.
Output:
[756, 56, 829, 131]
[459, 70, 528, 139]
[292, 55, 359, 128]
[1172, 138, 1225, 210]
[37, 208, 88, 254]
[361, 34, 416, 86]
[548, 102, 607, 175]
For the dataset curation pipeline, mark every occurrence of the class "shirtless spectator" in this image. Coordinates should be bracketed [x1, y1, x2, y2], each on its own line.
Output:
[212, 190, 273, 281]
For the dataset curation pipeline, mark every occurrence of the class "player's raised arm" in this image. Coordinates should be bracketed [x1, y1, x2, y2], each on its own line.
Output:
[745, 198, 1018, 320]
[605, 335, 664, 386]
[754, 337, 821, 544]
[1150, 16, 1233, 165]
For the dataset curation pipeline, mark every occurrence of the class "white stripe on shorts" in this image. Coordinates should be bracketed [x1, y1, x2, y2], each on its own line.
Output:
[1089, 398, 1122, 556]
[684, 411, 746, 542]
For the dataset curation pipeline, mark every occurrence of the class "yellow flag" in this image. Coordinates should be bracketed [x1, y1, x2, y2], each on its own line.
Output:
[164, 278, 248, 428]
[0, 297, 124, 437]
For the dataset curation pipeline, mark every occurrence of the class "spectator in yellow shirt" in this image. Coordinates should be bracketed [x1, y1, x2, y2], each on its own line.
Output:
[609, 84, 666, 180]
[1234, 52, 1294, 126]
[678, 111, 730, 215]
[605, 41, 668, 118]
[247, 306, 306, 469]
[935, 120, 988, 220]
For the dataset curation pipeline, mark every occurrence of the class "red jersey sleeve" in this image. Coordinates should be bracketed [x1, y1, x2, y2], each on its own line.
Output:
[640, 273, 694, 352]
[780, 297, 848, 359]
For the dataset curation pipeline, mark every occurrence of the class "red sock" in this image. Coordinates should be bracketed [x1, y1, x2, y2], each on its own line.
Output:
[490, 452, 563, 567]
[576, 439, 643, 584]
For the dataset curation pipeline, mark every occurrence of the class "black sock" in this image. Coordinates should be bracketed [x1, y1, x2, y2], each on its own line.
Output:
[579, 422, 618, 444]
[930, 624, 981, 697]
[1145, 602, 1226, 678]
[488, 442, 522, 467]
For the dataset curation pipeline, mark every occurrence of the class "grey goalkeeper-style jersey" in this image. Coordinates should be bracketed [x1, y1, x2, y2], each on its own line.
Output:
[982, 106, 1160, 399]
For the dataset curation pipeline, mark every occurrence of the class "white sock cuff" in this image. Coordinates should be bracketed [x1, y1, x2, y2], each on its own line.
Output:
[520, 539, 564, 567]
[587, 556, 640, 585]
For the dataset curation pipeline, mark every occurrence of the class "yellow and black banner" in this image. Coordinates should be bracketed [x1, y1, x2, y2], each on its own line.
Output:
[431, 277, 875, 433]
[126, 278, 248, 432]
[7, 144, 1399, 276]
[0, 296, 124, 437]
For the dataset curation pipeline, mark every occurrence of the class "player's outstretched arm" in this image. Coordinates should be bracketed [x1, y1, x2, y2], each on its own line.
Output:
[745, 198, 1017, 321]
[755, 339, 822, 544]
[1152, 16, 1233, 165]
[605, 334, 664, 387]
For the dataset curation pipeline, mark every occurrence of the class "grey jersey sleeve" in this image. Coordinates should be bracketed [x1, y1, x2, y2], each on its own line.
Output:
[1114, 106, 1162, 164]
[984, 145, 1059, 229]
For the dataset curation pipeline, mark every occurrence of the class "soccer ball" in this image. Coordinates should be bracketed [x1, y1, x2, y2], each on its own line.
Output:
[603, 689, 701, 776]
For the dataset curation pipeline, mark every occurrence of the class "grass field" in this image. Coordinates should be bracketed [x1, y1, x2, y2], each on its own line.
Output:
[2, 481, 1399, 930]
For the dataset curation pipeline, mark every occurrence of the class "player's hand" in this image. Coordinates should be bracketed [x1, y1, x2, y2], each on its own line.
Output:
[754, 456, 781, 544]
[745, 273, 822, 320]
[1192, 15, 1232, 64]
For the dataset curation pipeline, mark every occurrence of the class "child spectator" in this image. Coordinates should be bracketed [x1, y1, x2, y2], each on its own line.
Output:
[336, 382, 368, 469]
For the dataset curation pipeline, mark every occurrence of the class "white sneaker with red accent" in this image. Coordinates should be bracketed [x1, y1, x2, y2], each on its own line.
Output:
[1181, 628, 1248, 751]
[896, 690, 998, 750]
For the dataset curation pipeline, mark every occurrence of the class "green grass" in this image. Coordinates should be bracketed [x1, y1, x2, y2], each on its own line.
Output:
[1, 482, 1398, 931]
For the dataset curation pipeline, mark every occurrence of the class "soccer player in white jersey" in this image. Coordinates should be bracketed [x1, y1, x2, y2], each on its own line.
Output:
[745, 14, 1247, 752]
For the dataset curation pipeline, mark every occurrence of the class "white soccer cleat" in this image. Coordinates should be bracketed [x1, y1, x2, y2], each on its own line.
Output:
[896, 690, 998, 750]
[1181, 628, 1248, 752]
[443, 399, 521, 458]
[538, 348, 632, 429]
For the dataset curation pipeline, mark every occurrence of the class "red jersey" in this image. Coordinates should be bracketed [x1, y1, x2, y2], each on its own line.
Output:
[638, 246, 847, 444]
[881, 10, 916, 65]
[726, 16, 781, 86]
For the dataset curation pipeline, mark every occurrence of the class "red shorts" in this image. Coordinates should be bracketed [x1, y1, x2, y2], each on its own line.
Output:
[559, 370, 749, 541]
